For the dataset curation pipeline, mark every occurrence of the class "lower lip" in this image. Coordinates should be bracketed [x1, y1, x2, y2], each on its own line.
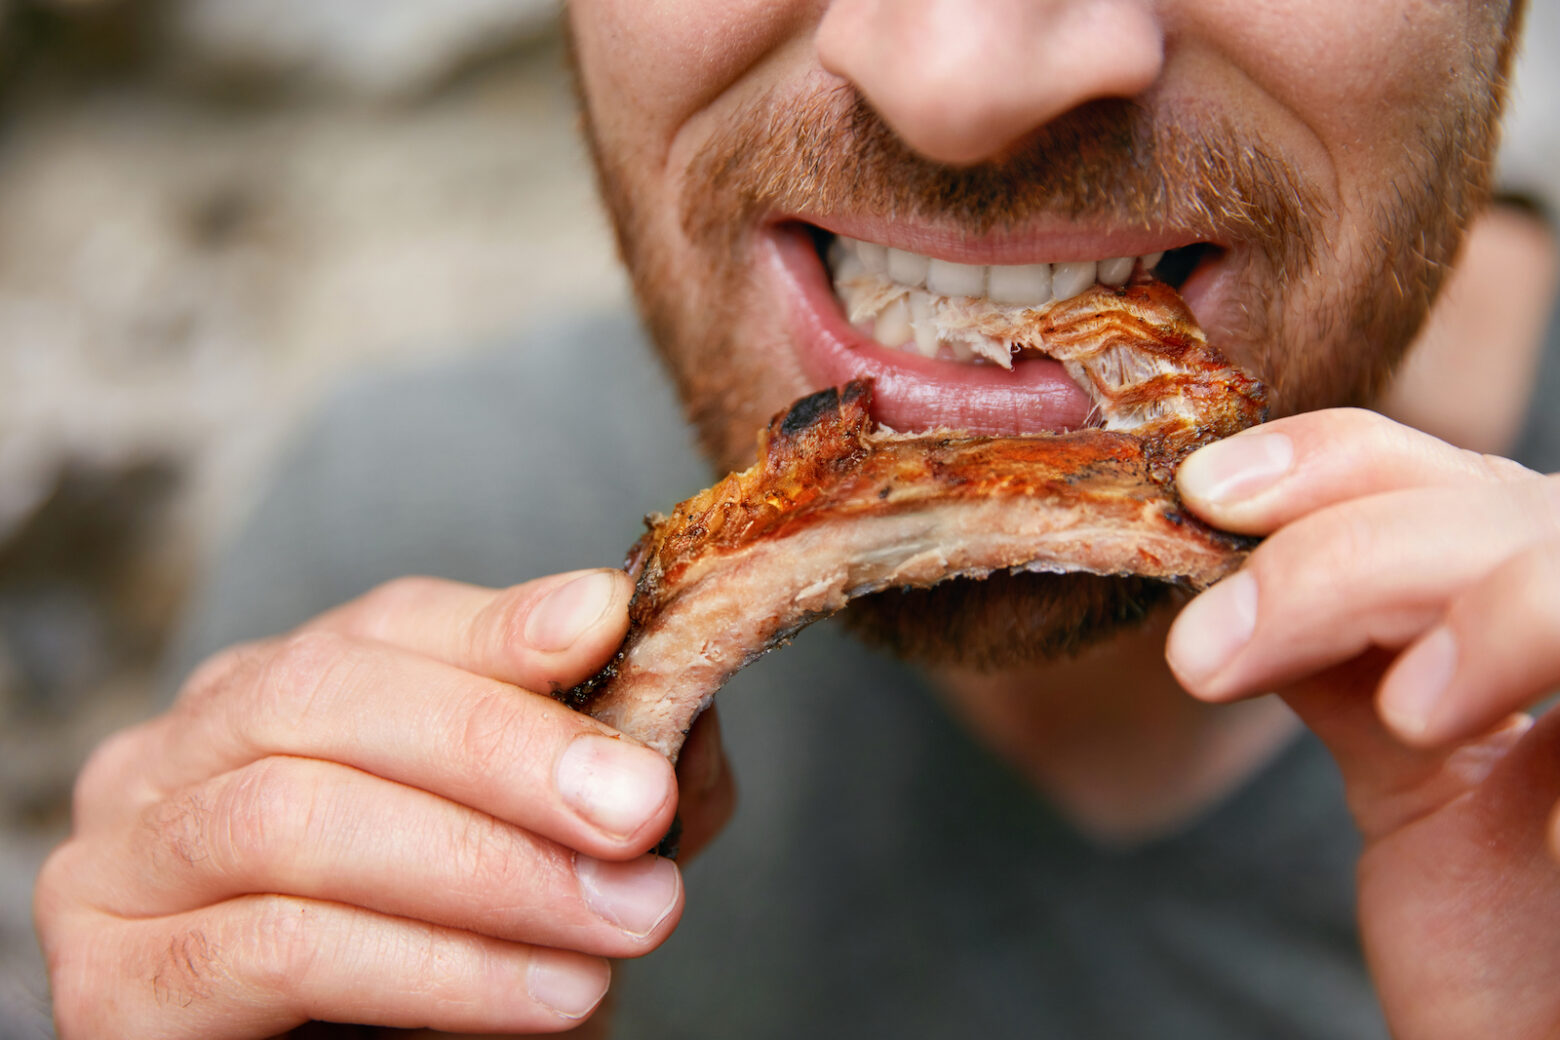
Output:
[764, 225, 1099, 435]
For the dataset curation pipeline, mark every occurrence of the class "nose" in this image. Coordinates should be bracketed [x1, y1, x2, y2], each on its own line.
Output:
[816, 0, 1164, 166]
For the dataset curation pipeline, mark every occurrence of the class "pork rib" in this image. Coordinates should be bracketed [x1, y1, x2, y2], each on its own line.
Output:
[563, 281, 1267, 765]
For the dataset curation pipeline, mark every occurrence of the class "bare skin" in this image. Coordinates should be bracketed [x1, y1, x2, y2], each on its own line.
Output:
[1169, 406, 1560, 1034]
[33, 1, 1560, 1037]
[34, 571, 733, 1036]
[943, 204, 1559, 846]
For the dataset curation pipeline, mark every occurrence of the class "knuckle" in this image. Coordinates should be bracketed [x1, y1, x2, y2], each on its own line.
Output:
[1257, 508, 1367, 605]
[477, 585, 534, 664]
[242, 894, 322, 997]
[450, 813, 530, 904]
[150, 926, 227, 1011]
[254, 629, 358, 730]
[72, 725, 148, 824]
[350, 575, 447, 639]
[209, 759, 312, 879]
[144, 786, 217, 874]
[178, 640, 265, 711]
[267, 628, 352, 689]
[142, 761, 310, 884]
[456, 686, 551, 781]
[181, 643, 247, 698]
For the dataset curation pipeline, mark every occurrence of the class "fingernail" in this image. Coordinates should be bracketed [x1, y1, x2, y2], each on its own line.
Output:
[1178, 432, 1294, 505]
[1379, 626, 1458, 741]
[524, 571, 618, 652]
[556, 734, 671, 839]
[1167, 571, 1258, 693]
[576, 853, 681, 937]
[527, 954, 609, 1019]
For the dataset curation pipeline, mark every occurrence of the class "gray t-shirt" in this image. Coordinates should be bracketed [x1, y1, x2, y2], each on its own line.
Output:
[179, 305, 1560, 1038]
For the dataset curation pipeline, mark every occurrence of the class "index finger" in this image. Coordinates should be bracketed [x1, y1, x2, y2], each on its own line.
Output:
[118, 634, 679, 858]
[1176, 408, 1533, 535]
[312, 569, 635, 693]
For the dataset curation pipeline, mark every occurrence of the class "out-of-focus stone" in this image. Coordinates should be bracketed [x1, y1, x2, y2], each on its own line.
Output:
[163, 0, 562, 98]
[0, 31, 624, 1030]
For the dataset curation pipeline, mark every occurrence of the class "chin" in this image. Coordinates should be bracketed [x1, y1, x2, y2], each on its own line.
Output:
[840, 571, 1176, 671]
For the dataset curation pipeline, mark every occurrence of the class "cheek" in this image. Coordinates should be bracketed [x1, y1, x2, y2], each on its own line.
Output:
[1171, 0, 1498, 177]
[570, 0, 816, 165]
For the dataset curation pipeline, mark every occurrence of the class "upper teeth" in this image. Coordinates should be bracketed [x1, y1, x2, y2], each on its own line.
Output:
[827, 235, 1173, 368]
[828, 235, 1164, 308]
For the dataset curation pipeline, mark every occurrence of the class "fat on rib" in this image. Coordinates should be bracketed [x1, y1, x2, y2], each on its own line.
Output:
[563, 280, 1266, 765]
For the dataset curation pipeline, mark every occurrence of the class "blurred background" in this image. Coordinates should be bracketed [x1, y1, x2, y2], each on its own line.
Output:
[0, 2, 1554, 1036]
[0, 0, 629, 1033]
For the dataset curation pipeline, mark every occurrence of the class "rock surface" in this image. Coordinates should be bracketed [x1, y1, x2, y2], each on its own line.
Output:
[0, 6, 621, 1033]
[162, 0, 561, 97]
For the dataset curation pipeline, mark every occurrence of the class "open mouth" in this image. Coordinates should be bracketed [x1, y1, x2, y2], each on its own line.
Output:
[808, 224, 1217, 366]
[769, 221, 1223, 436]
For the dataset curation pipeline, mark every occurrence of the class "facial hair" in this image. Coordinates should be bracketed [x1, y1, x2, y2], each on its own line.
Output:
[579, 36, 1515, 669]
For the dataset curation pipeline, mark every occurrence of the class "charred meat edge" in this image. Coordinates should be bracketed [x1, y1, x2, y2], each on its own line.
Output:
[564, 282, 1266, 767]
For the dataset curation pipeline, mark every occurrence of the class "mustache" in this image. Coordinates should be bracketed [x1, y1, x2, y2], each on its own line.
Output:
[682, 84, 1327, 274]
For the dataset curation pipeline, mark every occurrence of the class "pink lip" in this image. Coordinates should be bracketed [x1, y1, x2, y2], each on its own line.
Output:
[764, 224, 1108, 435]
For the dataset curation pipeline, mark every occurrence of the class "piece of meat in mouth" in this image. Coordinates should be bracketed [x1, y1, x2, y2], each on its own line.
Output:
[561, 276, 1268, 794]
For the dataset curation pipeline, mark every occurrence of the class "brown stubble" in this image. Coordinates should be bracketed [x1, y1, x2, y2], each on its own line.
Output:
[572, 6, 1523, 667]
[1276, 0, 1522, 418]
[663, 87, 1333, 467]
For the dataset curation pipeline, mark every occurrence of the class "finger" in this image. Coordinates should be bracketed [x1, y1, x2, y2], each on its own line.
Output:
[313, 569, 634, 693]
[1176, 408, 1533, 535]
[1167, 475, 1560, 701]
[67, 756, 682, 957]
[1357, 708, 1560, 1035]
[671, 708, 736, 861]
[1268, 650, 1533, 840]
[44, 897, 609, 1040]
[92, 634, 676, 858]
[1377, 538, 1560, 747]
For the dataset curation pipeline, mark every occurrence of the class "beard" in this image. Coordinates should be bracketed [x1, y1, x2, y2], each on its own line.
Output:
[578, 40, 1514, 669]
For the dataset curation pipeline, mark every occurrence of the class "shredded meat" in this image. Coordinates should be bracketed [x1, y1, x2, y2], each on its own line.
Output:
[563, 280, 1266, 768]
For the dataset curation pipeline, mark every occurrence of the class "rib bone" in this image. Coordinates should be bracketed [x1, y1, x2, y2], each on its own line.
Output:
[563, 281, 1267, 764]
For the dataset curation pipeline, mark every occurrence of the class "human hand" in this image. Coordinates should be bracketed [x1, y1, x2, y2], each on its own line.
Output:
[34, 569, 734, 1038]
[1166, 409, 1560, 1037]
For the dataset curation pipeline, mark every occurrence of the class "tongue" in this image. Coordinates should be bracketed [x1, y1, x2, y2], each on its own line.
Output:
[845, 346, 1095, 436]
[827, 271, 1111, 435]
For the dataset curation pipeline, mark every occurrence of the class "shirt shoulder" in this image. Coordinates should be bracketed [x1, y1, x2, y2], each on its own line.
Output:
[162, 308, 708, 682]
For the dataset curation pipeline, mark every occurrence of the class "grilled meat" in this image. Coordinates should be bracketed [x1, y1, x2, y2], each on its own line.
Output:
[563, 281, 1266, 763]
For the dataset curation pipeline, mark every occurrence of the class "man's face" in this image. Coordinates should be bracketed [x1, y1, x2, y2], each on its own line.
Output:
[569, 0, 1519, 666]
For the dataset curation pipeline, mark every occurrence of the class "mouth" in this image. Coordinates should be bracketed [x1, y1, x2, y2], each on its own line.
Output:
[765, 219, 1224, 436]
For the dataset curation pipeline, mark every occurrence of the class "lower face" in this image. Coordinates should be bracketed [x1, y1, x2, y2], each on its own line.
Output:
[570, 3, 1516, 667]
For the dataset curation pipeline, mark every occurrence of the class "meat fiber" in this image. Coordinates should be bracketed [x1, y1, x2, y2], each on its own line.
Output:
[563, 281, 1267, 767]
